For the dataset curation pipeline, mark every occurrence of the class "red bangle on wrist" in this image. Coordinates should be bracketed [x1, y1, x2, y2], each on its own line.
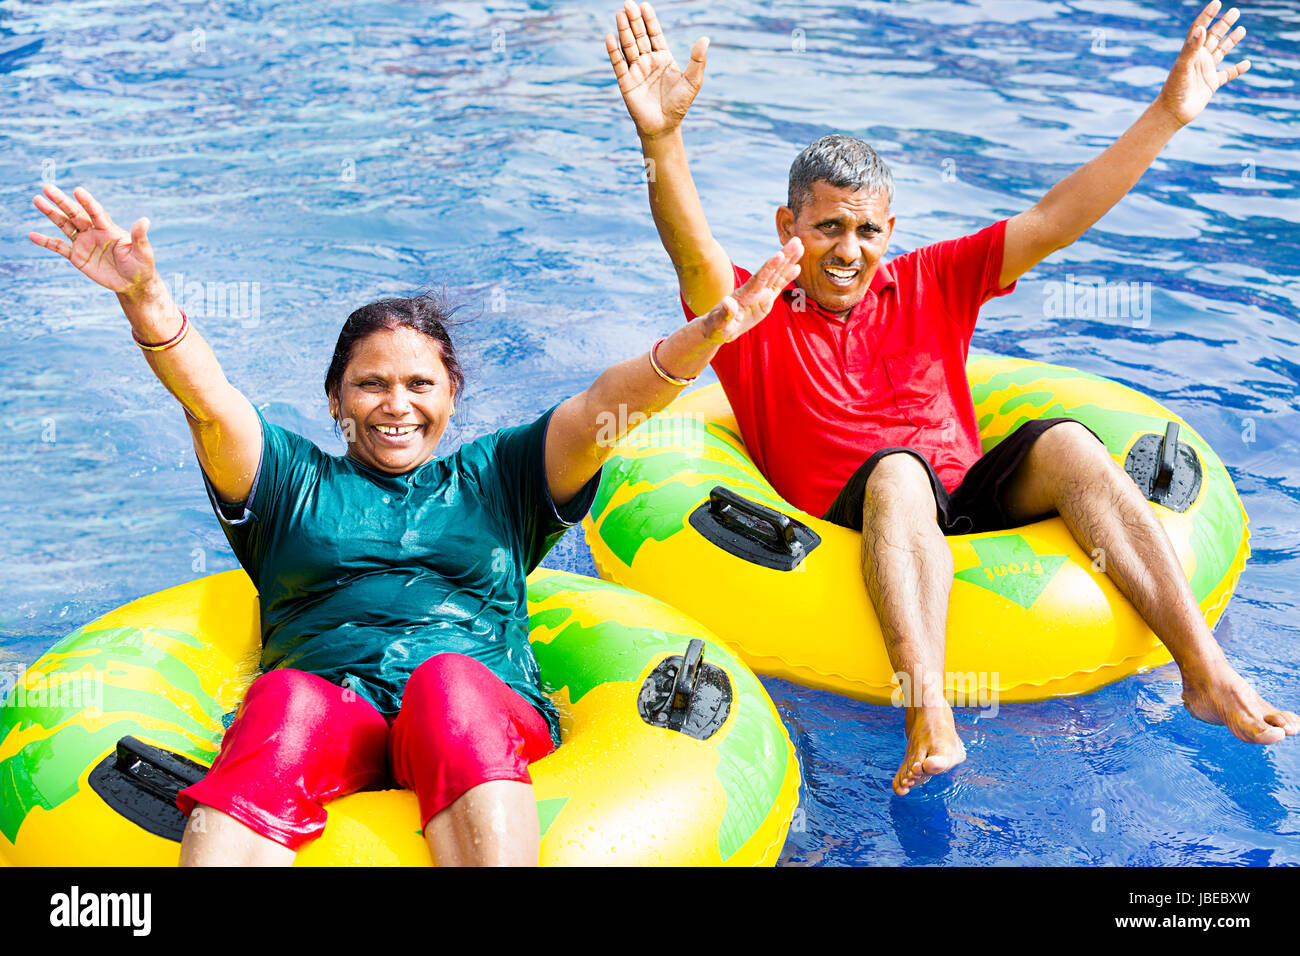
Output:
[649, 336, 698, 387]
[133, 308, 189, 351]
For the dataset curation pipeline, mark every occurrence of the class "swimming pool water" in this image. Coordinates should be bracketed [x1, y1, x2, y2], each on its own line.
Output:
[2, 0, 1298, 865]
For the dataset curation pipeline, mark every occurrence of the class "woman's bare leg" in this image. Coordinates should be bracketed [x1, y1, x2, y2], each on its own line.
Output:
[178, 804, 296, 867]
[423, 780, 539, 867]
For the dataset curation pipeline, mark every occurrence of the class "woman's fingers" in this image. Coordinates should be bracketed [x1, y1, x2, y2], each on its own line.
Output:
[74, 186, 115, 231]
[732, 245, 798, 319]
[41, 183, 92, 234]
[748, 237, 803, 294]
[33, 193, 78, 238]
[27, 230, 72, 259]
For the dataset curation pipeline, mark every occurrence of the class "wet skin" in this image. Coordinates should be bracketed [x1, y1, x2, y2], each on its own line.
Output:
[327, 326, 457, 476]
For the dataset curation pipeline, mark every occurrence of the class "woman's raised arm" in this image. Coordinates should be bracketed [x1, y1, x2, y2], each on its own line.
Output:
[544, 237, 801, 507]
[29, 185, 262, 505]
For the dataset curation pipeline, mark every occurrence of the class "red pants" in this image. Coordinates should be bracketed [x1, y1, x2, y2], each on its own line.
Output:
[176, 653, 555, 851]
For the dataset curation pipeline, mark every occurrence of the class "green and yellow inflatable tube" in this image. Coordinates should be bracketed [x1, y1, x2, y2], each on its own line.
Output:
[0, 569, 799, 866]
[583, 354, 1250, 704]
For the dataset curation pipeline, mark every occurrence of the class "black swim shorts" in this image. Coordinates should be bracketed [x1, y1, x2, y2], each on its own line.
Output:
[821, 417, 1106, 536]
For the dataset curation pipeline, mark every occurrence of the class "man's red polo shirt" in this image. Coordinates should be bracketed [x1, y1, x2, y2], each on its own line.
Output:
[682, 218, 1017, 517]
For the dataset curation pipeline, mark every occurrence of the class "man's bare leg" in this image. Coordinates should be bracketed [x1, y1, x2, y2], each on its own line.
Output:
[1001, 422, 1300, 742]
[423, 780, 540, 866]
[859, 452, 967, 795]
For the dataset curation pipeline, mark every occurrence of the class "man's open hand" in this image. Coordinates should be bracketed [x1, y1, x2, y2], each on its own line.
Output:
[1157, 1, 1250, 128]
[606, 1, 708, 139]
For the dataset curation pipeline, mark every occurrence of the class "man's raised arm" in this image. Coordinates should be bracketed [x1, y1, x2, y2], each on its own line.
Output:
[606, 1, 734, 317]
[1000, 1, 1249, 288]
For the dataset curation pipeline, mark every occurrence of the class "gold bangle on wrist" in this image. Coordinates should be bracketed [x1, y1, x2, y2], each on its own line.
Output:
[649, 336, 698, 387]
[133, 308, 190, 352]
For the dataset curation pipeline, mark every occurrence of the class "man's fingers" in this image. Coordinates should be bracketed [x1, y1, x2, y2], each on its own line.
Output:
[1188, 0, 1221, 43]
[642, 2, 668, 53]
[1220, 58, 1250, 84]
[616, 7, 640, 65]
[1213, 24, 1245, 63]
[683, 37, 709, 91]
[1206, 4, 1239, 48]
[606, 33, 629, 80]
[625, 0, 652, 57]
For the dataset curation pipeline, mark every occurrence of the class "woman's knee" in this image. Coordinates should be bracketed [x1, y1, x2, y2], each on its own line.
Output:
[404, 654, 493, 718]
[238, 668, 386, 763]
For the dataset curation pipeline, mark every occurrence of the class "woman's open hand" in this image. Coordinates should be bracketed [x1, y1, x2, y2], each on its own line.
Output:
[702, 238, 802, 344]
[29, 184, 159, 300]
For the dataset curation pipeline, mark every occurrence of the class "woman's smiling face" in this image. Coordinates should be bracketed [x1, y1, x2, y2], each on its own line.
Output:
[329, 325, 456, 475]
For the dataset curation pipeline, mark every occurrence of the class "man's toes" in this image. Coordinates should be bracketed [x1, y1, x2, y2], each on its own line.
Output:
[894, 759, 926, 795]
[1256, 725, 1286, 744]
[1266, 710, 1300, 735]
[1238, 718, 1285, 745]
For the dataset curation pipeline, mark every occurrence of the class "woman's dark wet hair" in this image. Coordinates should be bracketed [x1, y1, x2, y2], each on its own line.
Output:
[324, 291, 466, 418]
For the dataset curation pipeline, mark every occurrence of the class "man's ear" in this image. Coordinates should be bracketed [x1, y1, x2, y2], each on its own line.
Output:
[776, 205, 795, 244]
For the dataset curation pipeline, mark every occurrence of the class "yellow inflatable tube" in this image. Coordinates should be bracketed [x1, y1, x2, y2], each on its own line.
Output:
[0, 569, 799, 866]
[583, 354, 1250, 704]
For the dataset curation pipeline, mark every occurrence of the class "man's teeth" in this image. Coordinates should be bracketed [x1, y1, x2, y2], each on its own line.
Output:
[375, 424, 419, 436]
[825, 266, 858, 280]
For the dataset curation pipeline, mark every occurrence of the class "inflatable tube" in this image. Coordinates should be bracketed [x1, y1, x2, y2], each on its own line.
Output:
[583, 354, 1249, 704]
[0, 569, 800, 866]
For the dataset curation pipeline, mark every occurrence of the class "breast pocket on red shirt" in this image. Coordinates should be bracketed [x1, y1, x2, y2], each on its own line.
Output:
[882, 350, 955, 431]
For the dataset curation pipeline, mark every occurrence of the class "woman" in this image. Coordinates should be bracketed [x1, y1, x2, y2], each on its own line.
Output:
[28, 184, 801, 866]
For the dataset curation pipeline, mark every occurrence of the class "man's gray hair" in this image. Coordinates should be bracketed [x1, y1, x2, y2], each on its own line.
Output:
[787, 134, 894, 217]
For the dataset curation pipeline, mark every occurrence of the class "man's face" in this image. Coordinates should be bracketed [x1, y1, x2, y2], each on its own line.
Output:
[776, 181, 895, 317]
[329, 326, 456, 475]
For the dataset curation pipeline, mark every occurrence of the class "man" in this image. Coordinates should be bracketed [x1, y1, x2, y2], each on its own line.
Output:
[606, 0, 1298, 796]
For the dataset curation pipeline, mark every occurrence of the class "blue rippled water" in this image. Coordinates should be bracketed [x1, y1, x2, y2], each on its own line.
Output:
[2, 0, 1298, 866]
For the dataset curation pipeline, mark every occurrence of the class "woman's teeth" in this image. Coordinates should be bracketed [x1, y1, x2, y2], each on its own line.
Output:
[375, 424, 419, 437]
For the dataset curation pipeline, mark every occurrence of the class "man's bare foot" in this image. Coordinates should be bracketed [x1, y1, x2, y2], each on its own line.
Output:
[1181, 661, 1300, 744]
[893, 704, 966, 796]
